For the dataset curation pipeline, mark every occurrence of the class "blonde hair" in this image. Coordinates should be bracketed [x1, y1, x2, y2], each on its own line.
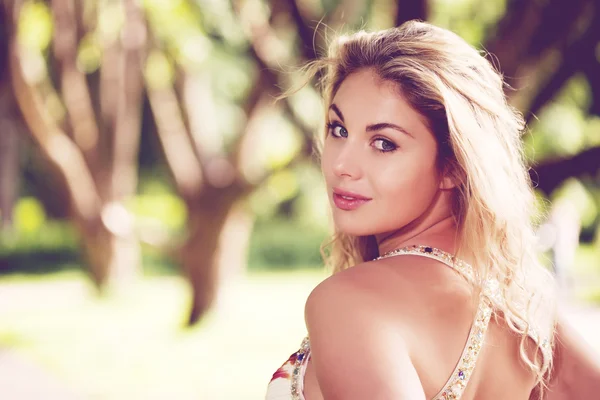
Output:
[289, 20, 557, 393]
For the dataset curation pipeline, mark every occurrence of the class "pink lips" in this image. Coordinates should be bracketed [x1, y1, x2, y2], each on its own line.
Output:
[332, 188, 372, 211]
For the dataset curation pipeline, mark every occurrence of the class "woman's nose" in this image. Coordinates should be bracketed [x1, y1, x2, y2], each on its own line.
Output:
[332, 141, 362, 179]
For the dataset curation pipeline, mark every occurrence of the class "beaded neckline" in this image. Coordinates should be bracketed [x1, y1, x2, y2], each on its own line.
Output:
[375, 244, 476, 283]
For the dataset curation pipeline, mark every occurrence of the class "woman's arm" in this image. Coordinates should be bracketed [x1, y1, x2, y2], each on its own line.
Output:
[543, 315, 600, 399]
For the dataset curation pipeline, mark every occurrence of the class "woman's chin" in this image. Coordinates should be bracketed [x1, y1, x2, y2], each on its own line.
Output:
[333, 220, 378, 237]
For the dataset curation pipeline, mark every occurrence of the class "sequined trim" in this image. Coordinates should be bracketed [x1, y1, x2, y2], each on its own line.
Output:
[375, 245, 476, 283]
[377, 245, 491, 399]
[432, 297, 492, 399]
[291, 337, 310, 400]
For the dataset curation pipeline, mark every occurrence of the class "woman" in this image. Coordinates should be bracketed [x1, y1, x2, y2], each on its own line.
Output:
[265, 21, 600, 399]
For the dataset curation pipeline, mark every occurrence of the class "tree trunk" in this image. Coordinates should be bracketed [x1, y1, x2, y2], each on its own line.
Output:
[6, 0, 143, 290]
[77, 213, 140, 289]
[218, 201, 255, 281]
[183, 185, 247, 325]
[0, 122, 19, 231]
[0, 10, 19, 232]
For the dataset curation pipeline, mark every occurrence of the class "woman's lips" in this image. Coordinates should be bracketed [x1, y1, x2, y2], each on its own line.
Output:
[332, 189, 372, 211]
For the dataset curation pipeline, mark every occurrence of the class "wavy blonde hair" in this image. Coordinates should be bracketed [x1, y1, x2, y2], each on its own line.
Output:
[289, 20, 557, 393]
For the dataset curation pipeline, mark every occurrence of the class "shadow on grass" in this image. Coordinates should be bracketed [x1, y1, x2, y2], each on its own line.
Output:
[0, 249, 83, 275]
[0, 250, 182, 277]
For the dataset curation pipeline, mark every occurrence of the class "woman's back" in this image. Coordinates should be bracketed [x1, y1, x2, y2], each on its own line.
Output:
[296, 250, 538, 399]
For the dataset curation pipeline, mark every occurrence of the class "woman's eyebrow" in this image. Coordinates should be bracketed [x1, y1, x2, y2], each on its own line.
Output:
[329, 103, 345, 122]
[329, 103, 414, 138]
[366, 122, 414, 138]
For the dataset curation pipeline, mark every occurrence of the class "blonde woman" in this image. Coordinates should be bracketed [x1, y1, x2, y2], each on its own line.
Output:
[265, 21, 600, 400]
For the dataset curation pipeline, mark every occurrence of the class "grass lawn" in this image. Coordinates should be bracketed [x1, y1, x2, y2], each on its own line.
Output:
[0, 269, 326, 399]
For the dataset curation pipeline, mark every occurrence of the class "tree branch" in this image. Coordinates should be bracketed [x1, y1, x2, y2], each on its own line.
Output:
[250, 47, 316, 148]
[285, 0, 318, 61]
[230, 68, 271, 172]
[51, 0, 101, 174]
[582, 56, 600, 117]
[110, 0, 147, 201]
[485, 0, 589, 90]
[230, 2, 317, 184]
[527, 0, 590, 60]
[395, 0, 428, 26]
[98, 1, 121, 149]
[531, 146, 600, 195]
[524, 3, 600, 122]
[146, 80, 204, 201]
[9, 35, 101, 222]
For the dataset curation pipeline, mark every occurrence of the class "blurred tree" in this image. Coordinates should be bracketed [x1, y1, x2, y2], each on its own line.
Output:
[2, 0, 147, 288]
[0, 4, 21, 232]
[483, 0, 600, 195]
[0, 125, 20, 232]
[143, 0, 318, 324]
[2, 0, 600, 324]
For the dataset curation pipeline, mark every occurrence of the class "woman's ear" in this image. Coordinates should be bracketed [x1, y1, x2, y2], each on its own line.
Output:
[439, 175, 456, 190]
[439, 162, 459, 190]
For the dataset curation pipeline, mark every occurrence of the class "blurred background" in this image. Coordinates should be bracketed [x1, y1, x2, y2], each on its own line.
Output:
[0, 0, 599, 398]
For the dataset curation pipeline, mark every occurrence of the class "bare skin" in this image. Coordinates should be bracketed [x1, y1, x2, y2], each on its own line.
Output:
[543, 320, 600, 399]
[303, 225, 537, 400]
[302, 69, 600, 399]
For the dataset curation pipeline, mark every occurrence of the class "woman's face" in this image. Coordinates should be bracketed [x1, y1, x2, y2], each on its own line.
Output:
[321, 69, 447, 237]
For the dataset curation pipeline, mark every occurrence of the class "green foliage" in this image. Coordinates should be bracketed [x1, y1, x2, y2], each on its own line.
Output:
[77, 34, 102, 73]
[553, 179, 598, 229]
[13, 197, 46, 234]
[18, 1, 53, 51]
[144, 50, 175, 89]
[250, 169, 300, 217]
[431, 0, 507, 45]
[0, 204, 80, 275]
[127, 193, 187, 233]
[144, 0, 210, 67]
[2, 198, 76, 250]
[526, 75, 594, 161]
[248, 219, 327, 269]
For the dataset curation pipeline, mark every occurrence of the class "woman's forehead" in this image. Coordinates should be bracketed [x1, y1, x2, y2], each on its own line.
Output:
[330, 70, 432, 139]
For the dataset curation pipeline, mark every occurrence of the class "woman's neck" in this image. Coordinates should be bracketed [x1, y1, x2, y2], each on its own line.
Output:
[375, 189, 459, 256]
[376, 215, 458, 256]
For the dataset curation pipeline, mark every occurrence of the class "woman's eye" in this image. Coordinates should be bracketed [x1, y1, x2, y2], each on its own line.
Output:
[373, 138, 397, 152]
[328, 122, 348, 138]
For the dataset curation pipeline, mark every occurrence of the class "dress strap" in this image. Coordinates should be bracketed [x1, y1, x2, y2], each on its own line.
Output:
[291, 337, 311, 400]
[375, 245, 493, 400]
[432, 295, 493, 399]
[374, 245, 476, 284]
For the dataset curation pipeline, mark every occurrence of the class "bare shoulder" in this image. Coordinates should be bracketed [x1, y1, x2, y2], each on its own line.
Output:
[304, 262, 426, 399]
[303, 256, 476, 400]
[305, 256, 473, 331]
[305, 259, 423, 328]
[304, 261, 394, 341]
[303, 257, 478, 399]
